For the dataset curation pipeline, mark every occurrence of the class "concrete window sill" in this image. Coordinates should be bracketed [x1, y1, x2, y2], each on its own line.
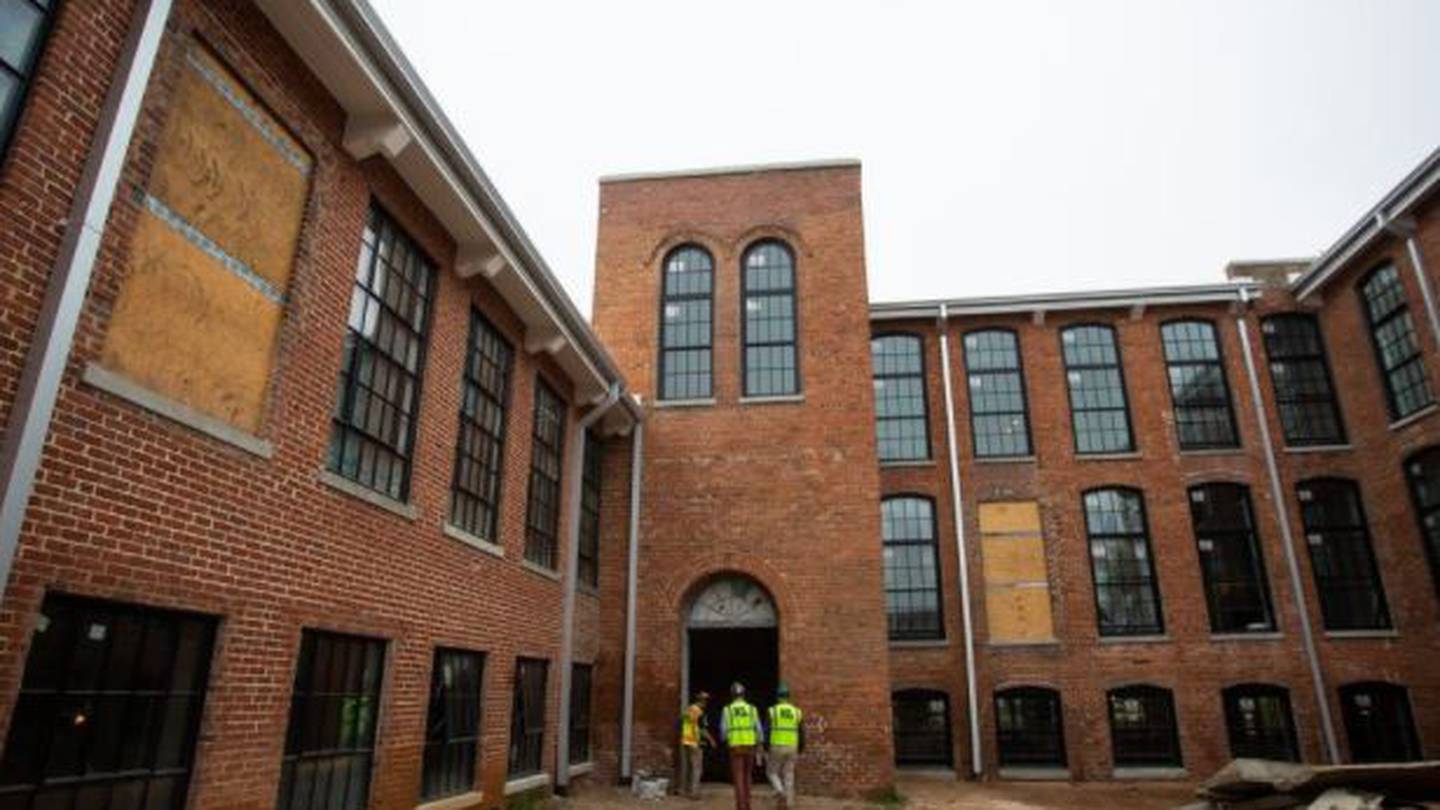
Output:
[974, 455, 1037, 465]
[1075, 452, 1142, 462]
[521, 560, 562, 583]
[1283, 444, 1353, 455]
[893, 766, 957, 780]
[998, 767, 1070, 781]
[1112, 767, 1188, 781]
[504, 773, 552, 796]
[1210, 631, 1284, 642]
[1390, 403, 1439, 431]
[568, 761, 595, 778]
[739, 394, 805, 405]
[890, 639, 950, 649]
[879, 459, 936, 468]
[415, 791, 484, 810]
[1177, 447, 1245, 457]
[1097, 635, 1171, 645]
[654, 398, 716, 409]
[443, 523, 504, 558]
[1324, 629, 1399, 640]
[988, 639, 1061, 649]
[82, 363, 275, 458]
[318, 470, 418, 521]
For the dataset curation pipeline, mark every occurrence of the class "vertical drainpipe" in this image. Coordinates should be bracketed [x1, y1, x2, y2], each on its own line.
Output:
[937, 304, 983, 778]
[0, 0, 174, 603]
[556, 383, 622, 791]
[620, 418, 645, 780]
[1234, 288, 1340, 763]
[1383, 213, 1440, 353]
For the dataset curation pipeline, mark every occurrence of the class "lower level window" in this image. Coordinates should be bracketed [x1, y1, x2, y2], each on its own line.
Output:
[0, 594, 217, 810]
[1107, 685, 1182, 768]
[509, 659, 549, 777]
[891, 689, 952, 767]
[1340, 682, 1421, 763]
[421, 649, 484, 801]
[995, 687, 1066, 768]
[1222, 684, 1298, 762]
[278, 630, 386, 810]
[569, 664, 594, 764]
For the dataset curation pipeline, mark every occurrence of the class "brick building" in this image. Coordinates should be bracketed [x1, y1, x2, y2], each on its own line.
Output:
[1, 1, 1439, 808]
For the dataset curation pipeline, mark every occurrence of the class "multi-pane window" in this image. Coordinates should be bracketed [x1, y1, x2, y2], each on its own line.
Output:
[1404, 446, 1440, 596]
[871, 334, 931, 462]
[278, 631, 386, 810]
[1188, 483, 1274, 633]
[1107, 686, 1182, 768]
[1061, 325, 1134, 454]
[450, 310, 514, 541]
[994, 687, 1066, 768]
[1161, 320, 1238, 449]
[1360, 264, 1434, 420]
[1296, 479, 1390, 631]
[892, 690, 953, 766]
[508, 659, 548, 777]
[742, 240, 799, 396]
[578, 431, 603, 588]
[1083, 488, 1164, 636]
[568, 663, 594, 764]
[329, 203, 435, 500]
[659, 245, 713, 400]
[964, 329, 1032, 458]
[1340, 682, 1421, 763]
[1261, 314, 1346, 446]
[0, 0, 57, 159]
[1222, 684, 1298, 762]
[524, 381, 567, 569]
[421, 649, 483, 801]
[881, 496, 943, 641]
[0, 595, 216, 810]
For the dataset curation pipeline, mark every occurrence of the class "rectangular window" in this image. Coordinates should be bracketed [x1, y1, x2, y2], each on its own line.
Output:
[1084, 488, 1164, 636]
[568, 663, 594, 764]
[891, 690, 953, 767]
[1189, 483, 1274, 633]
[578, 431, 603, 588]
[525, 380, 567, 569]
[994, 688, 1066, 767]
[1297, 480, 1391, 631]
[882, 497, 944, 640]
[871, 334, 931, 461]
[421, 649, 484, 801]
[1061, 325, 1134, 454]
[450, 310, 514, 541]
[0, 0, 58, 159]
[659, 246, 713, 400]
[1361, 264, 1434, 420]
[1108, 686, 1182, 768]
[0, 595, 217, 809]
[964, 329, 1032, 458]
[509, 659, 548, 777]
[1261, 314, 1346, 446]
[742, 241, 799, 396]
[278, 630, 386, 810]
[328, 203, 436, 501]
[1161, 320, 1238, 449]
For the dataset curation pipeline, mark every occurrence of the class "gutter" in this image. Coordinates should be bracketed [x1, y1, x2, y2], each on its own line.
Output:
[0, 0, 174, 602]
[870, 283, 1255, 321]
[620, 417, 645, 780]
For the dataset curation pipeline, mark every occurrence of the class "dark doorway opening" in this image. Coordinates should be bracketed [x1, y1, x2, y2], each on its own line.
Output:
[687, 627, 778, 782]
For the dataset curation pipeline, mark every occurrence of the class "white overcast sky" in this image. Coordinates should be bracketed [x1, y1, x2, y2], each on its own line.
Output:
[369, 0, 1440, 315]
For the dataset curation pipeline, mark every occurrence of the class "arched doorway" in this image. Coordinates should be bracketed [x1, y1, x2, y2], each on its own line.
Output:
[683, 575, 779, 781]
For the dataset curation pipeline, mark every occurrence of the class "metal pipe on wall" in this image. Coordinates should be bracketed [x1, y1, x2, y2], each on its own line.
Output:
[620, 419, 645, 779]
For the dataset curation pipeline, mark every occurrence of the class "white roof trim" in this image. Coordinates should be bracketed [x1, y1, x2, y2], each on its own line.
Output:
[600, 158, 861, 184]
[869, 283, 1254, 321]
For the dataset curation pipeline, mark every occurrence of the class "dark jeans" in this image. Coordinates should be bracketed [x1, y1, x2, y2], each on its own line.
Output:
[729, 746, 756, 810]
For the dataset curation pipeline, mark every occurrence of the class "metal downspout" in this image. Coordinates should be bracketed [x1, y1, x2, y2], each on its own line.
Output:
[937, 304, 983, 777]
[0, 0, 174, 603]
[620, 419, 645, 780]
[1393, 218, 1440, 354]
[1234, 289, 1340, 763]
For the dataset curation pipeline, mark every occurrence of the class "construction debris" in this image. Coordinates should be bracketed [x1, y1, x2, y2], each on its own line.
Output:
[1177, 759, 1440, 809]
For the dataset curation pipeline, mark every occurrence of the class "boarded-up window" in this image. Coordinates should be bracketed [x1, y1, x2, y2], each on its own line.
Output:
[978, 501, 1055, 643]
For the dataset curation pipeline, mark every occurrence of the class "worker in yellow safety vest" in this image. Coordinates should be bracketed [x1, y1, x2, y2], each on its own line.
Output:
[765, 683, 804, 810]
[677, 690, 716, 799]
[720, 682, 764, 810]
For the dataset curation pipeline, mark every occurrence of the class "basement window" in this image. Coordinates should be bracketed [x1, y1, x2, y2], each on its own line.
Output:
[568, 663, 594, 764]
[1222, 684, 1298, 762]
[1340, 681, 1421, 763]
[1060, 325, 1135, 454]
[892, 689, 953, 767]
[1261, 314, 1346, 446]
[964, 329, 1032, 458]
[1161, 320, 1239, 449]
[995, 687, 1066, 767]
[1107, 685, 1182, 768]
[1188, 483, 1274, 633]
[1360, 264, 1433, 420]
[509, 659, 549, 777]
[1295, 479, 1391, 631]
[524, 380, 567, 570]
[421, 648, 484, 801]
[578, 431, 603, 588]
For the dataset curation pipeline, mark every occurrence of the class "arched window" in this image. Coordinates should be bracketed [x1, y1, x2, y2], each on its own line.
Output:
[892, 689, 952, 766]
[963, 329, 1032, 458]
[1060, 324, 1134, 454]
[995, 687, 1066, 768]
[1295, 479, 1390, 631]
[1403, 446, 1440, 597]
[741, 240, 799, 396]
[1160, 320, 1238, 449]
[1107, 685, 1181, 768]
[881, 496, 943, 640]
[1359, 264, 1433, 420]
[658, 245, 714, 401]
[1222, 684, 1298, 762]
[1340, 682, 1421, 763]
[1188, 483, 1274, 633]
[871, 334, 930, 461]
[1261, 314, 1346, 446]
[1083, 488, 1163, 636]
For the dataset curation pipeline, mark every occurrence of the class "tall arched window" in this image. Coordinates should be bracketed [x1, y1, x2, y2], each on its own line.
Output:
[892, 689, 953, 766]
[1222, 684, 1298, 762]
[1187, 483, 1274, 633]
[995, 687, 1066, 768]
[871, 333, 930, 462]
[1060, 324, 1134, 454]
[1340, 682, 1421, 763]
[881, 496, 943, 640]
[1161, 320, 1238, 449]
[1295, 478, 1390, 631]
[963, 329, 1032, 458]
[1083, 488, 1163, 636]
[1360, 264, 1433, 420]
[1403, 446, 1440, 597]
[659, 245, 714, 400]
[741, 240, 799, 396]
[1261, 314, 1346, 446]
[1107, 685, 1182, 768]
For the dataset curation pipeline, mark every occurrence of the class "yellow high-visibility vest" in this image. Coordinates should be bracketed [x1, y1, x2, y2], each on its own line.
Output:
[725, 700, 759, 747]
[681, 704, 704, 746]
[769, 701, 802, 747]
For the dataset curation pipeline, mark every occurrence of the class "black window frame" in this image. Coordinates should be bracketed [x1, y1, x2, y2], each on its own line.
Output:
[1296, 478, 1391, 631]
[328, 202, 437, 501]
[0, 0, 61, 165]
[1107, 685, 1182, 768]
[741, 239, 801, 397]
[1160, 319, 1240, 450]
[1404, 446, 1440, 599]
[1188, 482, 1275, 634]
[577, 430, 603, 589]
[1060, 324, 1135, 454]
[421, 648, 484, 801]
[1359, 263, 1434, 421]
[1261, 313, 1347, 447]
[568, 663, 594, 765]
[1340, 681, 1422, 763]
[449, 308, 515, 543]
[1083, 487, 1165, 637]
[524, 379, 567, 570]
[508, 658, 549, 778]
[994, 687, 1067, 768]
[1222, 684, 1299, 762]
[881, 495, 945, 641]
[892, 689, 953, 767]
[963, 328, 1033, 459]
[657, 244, 715, 401]
[871, 332, 933, 462]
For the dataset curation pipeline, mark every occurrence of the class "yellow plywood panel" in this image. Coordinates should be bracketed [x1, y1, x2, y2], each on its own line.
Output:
[981, 536, 1048, 584]
[101, 214, 282, 432]
[977, 501, 1042, 534]
[147, 44, 311, 290]
[985, 586, 1056, 642]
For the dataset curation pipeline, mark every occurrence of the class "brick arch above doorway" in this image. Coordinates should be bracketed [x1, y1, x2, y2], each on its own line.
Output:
[687, 575, 777, 629]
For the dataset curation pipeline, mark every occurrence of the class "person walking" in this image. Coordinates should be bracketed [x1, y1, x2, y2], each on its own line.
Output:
[721, 682, 764, 810]
[765, 683, 804, 810]
[678, 690, 716, 799]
